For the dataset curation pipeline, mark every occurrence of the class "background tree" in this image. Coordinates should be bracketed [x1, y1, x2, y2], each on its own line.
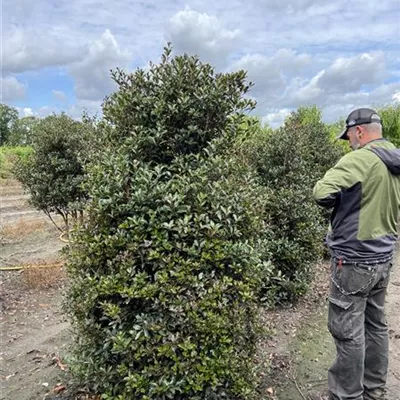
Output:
[0, 104, 19, 146]
[14, 113, 91, 231]
[379, 103, 400, 146]
[7, 116, 40, 146]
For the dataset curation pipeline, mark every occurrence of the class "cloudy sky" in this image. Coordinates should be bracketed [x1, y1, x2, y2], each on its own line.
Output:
[2, 0, 400, 126]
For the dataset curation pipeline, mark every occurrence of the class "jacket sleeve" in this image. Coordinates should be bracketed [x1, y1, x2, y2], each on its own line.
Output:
[313, 151, 369, 208]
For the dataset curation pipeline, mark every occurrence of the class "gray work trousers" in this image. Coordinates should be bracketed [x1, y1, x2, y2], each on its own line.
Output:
[328, 259, 392, 400]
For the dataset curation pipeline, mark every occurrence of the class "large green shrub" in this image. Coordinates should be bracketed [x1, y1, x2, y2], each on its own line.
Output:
[14, 113, 91, 231]
[66, 46, 271, 400]
[237, 106, 343, 303]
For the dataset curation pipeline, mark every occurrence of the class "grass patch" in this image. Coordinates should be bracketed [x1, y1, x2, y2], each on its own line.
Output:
[0, 218, 48, 242]
[0, 146, 33, 179]
[21, 261, 65, 289]
[274, 306, 335, 400]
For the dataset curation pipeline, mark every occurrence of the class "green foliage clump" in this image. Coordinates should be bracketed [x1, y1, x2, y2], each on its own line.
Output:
[0, 104, 19, 146]
[14, 113, 91, 231]
[326, 119, 350, 155]
[0, 146, 33, 179]
[238, 106, 343, 303]
[66, 46, 270, 400]
[7, 116, 40, 146]
[379, 103, 400, 147]
[103, 48, 253, 165]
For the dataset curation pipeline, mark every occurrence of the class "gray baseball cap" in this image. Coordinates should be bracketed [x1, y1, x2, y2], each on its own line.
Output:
[337, 108, 382, 140]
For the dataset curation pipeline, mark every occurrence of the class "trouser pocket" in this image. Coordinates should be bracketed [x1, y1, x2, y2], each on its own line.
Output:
[328, 292, 353, 340]
[375, 261, 392, 289]
[331, 259, 377, 296]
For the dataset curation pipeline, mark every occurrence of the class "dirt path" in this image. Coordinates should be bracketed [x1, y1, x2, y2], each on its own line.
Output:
[1, 182, 64, 266]
[0, 274, 70, 400]
[1, 180, 70, 400]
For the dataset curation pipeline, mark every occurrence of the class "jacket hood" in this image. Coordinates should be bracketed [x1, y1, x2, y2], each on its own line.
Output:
[369, 146, 400, 175]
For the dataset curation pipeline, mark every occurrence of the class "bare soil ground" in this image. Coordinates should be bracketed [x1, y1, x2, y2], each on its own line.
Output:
[0, 271, 70, 400]
[1, 180, 399, 400]
[1, 181, 70, 400]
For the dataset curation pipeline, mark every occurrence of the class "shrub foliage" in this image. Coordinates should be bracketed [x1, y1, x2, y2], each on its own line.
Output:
[379, 103, 400, 147]
[14, 113, 90, 231]
[236, 106, 344, 303]
[66, 46, 271, 399]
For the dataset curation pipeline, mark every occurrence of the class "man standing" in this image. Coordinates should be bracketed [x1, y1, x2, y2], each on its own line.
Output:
[313, 108, 400, 400]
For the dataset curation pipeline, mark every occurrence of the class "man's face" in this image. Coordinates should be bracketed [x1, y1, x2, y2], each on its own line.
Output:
[347, 126, 361, 151]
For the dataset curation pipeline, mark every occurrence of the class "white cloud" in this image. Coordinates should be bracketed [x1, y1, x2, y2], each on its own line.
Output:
[321, 83, 400, 123]
[15, 106, 37, 118]
[16, 99, 103, 121]
[317, 52, 386, 93]
[52, 90, 67, 102]
[368, 82, 400, 106]
[231, 54, 285, 96]
[229, 1, 399, 57]
[322, 104, 352, 124]
[68, 99, 103, 120]
[69, 30, 131, 101]
[3, 26, 84, 73]
[393, 91, 400, 103]
[24, 99, 103, 121]
[166, 7, 241, 66]
[36, 106, 57, 117]
[284, 52, 388, 107]
[1, 76, 27, 101]
[246, 50, 397, 124]
[289, 72, 325, 105]
[259, 0, 319, 12]
[23, 107, 34, 117]
[262, 109, 292, 128]
[231, 49, 311, 100]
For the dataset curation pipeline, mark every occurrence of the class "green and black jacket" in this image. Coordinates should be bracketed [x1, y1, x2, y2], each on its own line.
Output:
[313, 139, 400, 263]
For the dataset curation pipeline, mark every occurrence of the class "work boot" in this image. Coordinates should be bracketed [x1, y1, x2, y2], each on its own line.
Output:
[363, 387, 387, 400]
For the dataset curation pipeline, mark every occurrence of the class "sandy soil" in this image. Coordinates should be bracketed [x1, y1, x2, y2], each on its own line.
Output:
[1, 182, 70, 400]
[0, 272, 70, 400]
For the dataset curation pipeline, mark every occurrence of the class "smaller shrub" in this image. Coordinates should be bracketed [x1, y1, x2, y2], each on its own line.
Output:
[237, 107, 343, 304]
[13, 114, 91, 232]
